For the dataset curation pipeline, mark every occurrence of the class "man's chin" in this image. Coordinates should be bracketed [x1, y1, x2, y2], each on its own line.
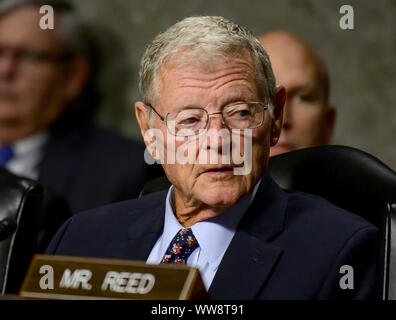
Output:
[196, 185, 245, 208]
[0, 125, 35, 144]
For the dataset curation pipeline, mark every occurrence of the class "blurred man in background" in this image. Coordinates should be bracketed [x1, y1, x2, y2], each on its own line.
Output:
[0, 0, 156, 213]
[258, 31, 336, 156]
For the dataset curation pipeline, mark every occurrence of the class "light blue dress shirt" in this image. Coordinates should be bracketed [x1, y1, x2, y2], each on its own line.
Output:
[2, 131, 48, 179]
[146, 181, 260, 290]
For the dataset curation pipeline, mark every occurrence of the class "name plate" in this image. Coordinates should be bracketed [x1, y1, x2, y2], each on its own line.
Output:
[20, 255, 208, 300]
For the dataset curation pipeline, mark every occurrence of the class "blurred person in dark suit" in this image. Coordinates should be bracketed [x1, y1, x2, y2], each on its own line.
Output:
[47, 16, 378, 299]
[258, 32, 336, 157]
[0, 0, 157, 213]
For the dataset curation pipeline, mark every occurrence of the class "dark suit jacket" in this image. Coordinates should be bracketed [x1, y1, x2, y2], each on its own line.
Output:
[46, 173, 379, 299]
[38, 122, 162, 213]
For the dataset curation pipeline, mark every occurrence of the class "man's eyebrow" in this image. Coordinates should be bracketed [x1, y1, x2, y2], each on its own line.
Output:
[170, 104, 204, 113]
[221, 91, 256, 105]
[286, 83, 317, 94]
[169, 90, 256, 112]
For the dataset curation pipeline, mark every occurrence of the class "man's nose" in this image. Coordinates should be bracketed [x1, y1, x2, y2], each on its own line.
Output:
[207, 112, 225, 131]
[205, 113, 229, 153]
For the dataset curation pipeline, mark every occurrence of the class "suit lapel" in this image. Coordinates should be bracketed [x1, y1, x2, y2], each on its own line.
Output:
[209, 230, 282, 299]
[101, 191, 167, 261]
[209, 173, 288, 299]
[125, 193, 167, 260]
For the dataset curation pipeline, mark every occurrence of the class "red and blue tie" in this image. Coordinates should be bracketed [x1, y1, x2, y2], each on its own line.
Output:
[161, 228, 199, 264]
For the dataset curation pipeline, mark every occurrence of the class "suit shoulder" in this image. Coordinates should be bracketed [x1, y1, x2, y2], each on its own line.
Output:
[51, 190, 167, 247]
[284, 190, 377, 235]
[46, 190, 167, 256]
[72, 190, 168, 225]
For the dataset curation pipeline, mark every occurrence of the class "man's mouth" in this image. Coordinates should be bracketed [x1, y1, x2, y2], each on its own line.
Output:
[201, 165, 236, 177]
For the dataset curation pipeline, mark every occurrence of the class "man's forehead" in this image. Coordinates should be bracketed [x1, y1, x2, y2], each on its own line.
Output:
[268, 42, 314, 71]
[157, 49, 257, 91]
[156, 53, 258, 106]
[0, 6, 60, 49]
[0, 5, 42, 27]
[261, 34, 326, 89]
[272, 54, 317, 83]
[160, 47, 254, 72]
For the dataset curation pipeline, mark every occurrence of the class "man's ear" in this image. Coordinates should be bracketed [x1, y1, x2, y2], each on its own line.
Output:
[135, 102, 162, 161]
[324, 105, 337, 144]
[63, 57, 90, 101]
[135, 101, 150, 140]
[270, 85, 286, 146]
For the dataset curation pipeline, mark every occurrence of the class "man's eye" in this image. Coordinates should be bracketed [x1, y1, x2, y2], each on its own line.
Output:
[17, 51, 38, 61]
[296, 94, 312, 102]
[179, 117, 199, 125]
[237, 110, 251, 117]
[229, 109, 251, 118]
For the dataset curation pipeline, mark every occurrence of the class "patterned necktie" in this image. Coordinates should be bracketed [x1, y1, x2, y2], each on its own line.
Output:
[161, 228, 199, 264]
[0, 146, 14, 167]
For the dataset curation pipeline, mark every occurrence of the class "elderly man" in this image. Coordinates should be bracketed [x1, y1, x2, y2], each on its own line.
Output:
[0, 0, 156, 213]
[47, 16, 378, 299]
[258, 32, 336, 156]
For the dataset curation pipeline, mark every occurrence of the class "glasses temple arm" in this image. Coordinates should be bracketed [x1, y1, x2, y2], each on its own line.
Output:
[147, 104, 166, 122]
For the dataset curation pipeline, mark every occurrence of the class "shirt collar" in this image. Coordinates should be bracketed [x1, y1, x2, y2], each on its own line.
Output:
[163, 180, 261, 271]
[4, 131, 49, 157]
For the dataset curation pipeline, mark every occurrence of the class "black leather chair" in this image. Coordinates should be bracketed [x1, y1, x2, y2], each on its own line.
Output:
[0, 167, 70, 294]
[384, 203, 396, 300]
[268, 146, 396, 300]
[140, 145, 396, 299]
[0, 167, 43, 294]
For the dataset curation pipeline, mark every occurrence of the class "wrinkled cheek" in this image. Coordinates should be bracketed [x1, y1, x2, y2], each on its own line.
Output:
[231, 129, 268, 176]
[163, 135, 198, 186]
[251, 133, 270, 178]
[163, 134, 198, 165]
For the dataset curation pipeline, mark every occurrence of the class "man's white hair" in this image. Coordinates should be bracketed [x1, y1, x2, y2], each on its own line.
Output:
[139, 15, 276, 122]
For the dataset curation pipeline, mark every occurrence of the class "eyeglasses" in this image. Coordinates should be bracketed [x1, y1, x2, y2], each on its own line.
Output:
[0, 44, 72, 68]
[148, 102, 269, 137]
